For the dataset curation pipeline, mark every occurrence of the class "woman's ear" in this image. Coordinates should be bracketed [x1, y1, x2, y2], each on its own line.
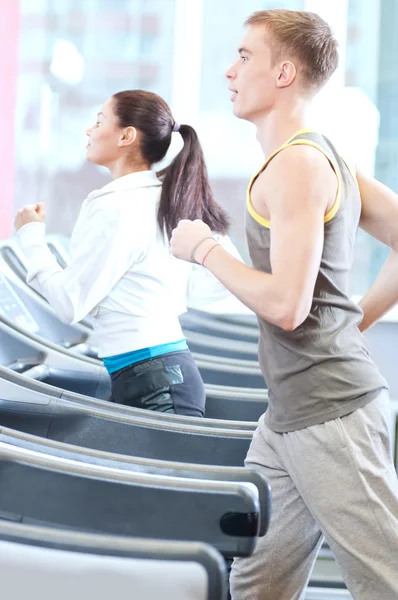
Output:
[119, 126, 137, 147]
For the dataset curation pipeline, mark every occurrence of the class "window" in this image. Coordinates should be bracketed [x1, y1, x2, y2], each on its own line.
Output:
[13, 0, 176, 234]
[6, 0, 398, 299]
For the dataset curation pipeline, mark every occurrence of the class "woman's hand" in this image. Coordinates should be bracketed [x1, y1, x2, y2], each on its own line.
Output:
[171, 219, 214, 263]
[14, 203, 46, 232]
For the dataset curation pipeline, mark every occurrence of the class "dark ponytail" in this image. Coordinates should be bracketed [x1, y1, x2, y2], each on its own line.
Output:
[158, 124, 229, 239]
[112, 90, 229, 239]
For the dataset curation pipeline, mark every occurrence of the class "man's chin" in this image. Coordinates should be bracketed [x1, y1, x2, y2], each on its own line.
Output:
[232, 104, 249, 121]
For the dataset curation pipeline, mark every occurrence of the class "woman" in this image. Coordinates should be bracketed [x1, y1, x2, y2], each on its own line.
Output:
[14, 89, 236, 417]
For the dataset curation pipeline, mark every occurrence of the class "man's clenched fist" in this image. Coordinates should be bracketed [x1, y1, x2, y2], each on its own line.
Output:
[170, 219, 215, 263]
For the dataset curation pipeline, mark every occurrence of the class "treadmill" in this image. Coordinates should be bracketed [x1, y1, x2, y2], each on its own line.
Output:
[0, 425, 271, 537]
[0, 520, 227, 600]
[0, 326, 258, 467]
[0, 439, 261, 557]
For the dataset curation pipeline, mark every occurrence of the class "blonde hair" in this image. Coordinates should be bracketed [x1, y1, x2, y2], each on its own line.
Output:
[245, 9, 339, 91]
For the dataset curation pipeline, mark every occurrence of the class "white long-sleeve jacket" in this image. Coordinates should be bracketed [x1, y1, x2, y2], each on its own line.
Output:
[17, 170, 246, 357]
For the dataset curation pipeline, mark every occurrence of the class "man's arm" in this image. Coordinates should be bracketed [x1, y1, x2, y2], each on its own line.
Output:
[356, 170, 398, 331]
[171, 146, 332, 331]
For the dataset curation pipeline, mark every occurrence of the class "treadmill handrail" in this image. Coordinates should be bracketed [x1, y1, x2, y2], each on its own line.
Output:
[55, 397, 255, 438]
[0, 426, 271, 537]
[21, 364, 51, 380]
[185, 329, 258, 354]
[1, 366, 264, 430]
[0, 441, 260, 503]
[0, 520, 227, 600]
[7, 358, 45, 373]
[182, 314, 259, 339]
[0, 315, 99, 366]
[195, 356, 263, 375]
[0, 517, 226, 565]
[0, 425, 255, 477]
[65, 342, 99, 357]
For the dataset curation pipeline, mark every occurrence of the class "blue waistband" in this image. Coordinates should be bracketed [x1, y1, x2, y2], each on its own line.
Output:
[103, 339, 188, 374]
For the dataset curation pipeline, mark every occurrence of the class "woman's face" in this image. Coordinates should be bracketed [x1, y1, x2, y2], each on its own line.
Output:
[85, 98, 124, 167]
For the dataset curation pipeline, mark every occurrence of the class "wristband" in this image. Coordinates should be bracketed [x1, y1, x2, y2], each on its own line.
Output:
[190, 236, 214, 263]
[201, 242, 220, 267]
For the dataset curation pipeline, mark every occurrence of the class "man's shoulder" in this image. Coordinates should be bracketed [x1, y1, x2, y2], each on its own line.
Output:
[254, 144, 333, 194]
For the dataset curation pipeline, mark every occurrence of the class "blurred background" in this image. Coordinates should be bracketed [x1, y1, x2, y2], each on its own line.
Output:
[1, 0, 398, 296]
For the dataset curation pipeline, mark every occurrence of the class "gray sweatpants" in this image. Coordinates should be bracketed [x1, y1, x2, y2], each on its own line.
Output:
[230, 391, 398, 600]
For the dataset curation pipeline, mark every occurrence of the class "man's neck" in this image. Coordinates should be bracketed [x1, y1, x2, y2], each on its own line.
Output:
[254, 101, 313, 159]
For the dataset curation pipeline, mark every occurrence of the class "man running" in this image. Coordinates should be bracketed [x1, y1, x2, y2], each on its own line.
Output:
[171, 9, 398, 600]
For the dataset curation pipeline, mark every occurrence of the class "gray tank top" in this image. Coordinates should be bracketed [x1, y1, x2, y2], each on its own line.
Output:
[246, 129, 387, 432]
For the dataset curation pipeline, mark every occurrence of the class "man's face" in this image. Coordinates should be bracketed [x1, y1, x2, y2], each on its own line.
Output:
[226, 25, 280, 123]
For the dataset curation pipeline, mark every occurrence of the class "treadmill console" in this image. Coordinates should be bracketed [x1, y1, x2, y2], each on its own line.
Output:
[0, 274, 40, 333]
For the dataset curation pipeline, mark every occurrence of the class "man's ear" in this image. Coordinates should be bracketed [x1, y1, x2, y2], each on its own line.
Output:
[276, 60, 297, 88]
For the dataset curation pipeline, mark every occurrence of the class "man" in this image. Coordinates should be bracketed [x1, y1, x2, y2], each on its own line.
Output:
[171, 9, 398, 600]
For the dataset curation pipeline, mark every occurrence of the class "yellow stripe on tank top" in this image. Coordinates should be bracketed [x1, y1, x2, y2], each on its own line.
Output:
[247, 133, 342, 229]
